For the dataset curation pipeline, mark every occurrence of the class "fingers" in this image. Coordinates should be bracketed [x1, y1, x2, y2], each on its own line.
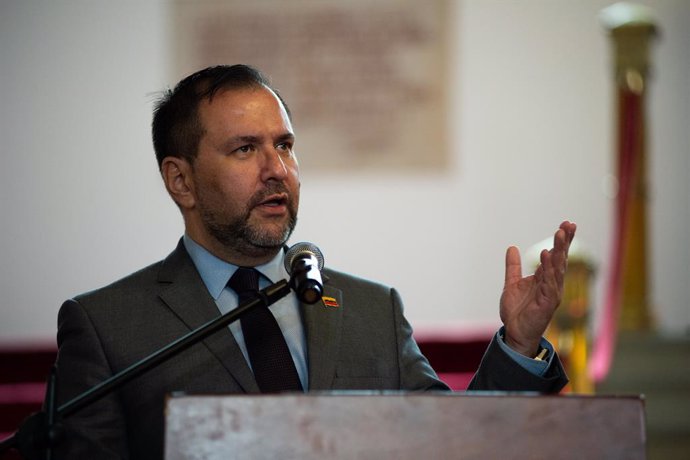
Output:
[534, 249, 547, 282]
[503, 222, 575, 303]
[537, 247, 561, 308]
[504, 246, 522, 286]
[551, 221, 576, 275]
[550, 230, 568, 274]
[559, 220, 577, 247]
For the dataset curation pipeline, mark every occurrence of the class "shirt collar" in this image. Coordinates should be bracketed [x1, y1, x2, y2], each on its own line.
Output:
[183, 234, 289, 300]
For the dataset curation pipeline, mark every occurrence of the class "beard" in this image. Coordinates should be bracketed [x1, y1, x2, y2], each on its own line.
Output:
[198, 183, 298, 259]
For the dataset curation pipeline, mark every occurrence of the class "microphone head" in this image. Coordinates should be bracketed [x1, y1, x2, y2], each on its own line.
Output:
[284, 242, 325, 272]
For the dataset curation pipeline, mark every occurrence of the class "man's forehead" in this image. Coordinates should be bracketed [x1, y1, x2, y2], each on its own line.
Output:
[198, 85, 293, 137]
[199, 86, 288, 126]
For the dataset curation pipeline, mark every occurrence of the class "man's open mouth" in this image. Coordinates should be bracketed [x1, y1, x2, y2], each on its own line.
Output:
[258, 194, 288, 208]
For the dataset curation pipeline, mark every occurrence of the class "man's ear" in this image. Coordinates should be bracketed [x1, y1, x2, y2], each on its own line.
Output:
[161, 157, 195, 209]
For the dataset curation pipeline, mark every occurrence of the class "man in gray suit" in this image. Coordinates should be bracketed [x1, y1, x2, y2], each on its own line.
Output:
[54, 65, 576, 459]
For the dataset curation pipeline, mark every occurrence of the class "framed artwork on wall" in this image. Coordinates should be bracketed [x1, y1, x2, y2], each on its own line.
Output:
[173, 0, 450, 173]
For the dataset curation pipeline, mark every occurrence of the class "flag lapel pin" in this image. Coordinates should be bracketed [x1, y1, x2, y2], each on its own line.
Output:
[322, 296, 339, 308]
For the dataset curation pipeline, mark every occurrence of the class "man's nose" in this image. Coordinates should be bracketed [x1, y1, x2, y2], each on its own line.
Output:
[260, 147, 288, 182]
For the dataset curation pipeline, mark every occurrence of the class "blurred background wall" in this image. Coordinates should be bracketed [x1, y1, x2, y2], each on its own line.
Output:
[1, 0, 688, 343]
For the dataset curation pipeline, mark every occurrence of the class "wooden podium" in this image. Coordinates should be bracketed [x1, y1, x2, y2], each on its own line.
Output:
[165, 392, 646, 459]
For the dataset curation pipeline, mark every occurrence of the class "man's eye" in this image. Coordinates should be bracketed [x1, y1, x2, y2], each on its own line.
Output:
[235, 145, 253, 154]
[277, 142, 293, 153]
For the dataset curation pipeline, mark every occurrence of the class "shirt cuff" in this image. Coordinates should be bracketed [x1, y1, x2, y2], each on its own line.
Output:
[495, 327, 553, 377]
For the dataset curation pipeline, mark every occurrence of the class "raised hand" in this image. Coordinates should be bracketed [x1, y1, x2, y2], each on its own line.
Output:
[499, 221, 577, 357]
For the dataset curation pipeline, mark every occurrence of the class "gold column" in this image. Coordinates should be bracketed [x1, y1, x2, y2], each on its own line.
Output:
[530, 239, 595, 394]
[547, 256, 595, 393]
[601, 3, 657, 331]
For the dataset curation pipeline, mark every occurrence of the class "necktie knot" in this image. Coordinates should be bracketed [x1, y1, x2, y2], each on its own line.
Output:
[228, 267, 260, 302]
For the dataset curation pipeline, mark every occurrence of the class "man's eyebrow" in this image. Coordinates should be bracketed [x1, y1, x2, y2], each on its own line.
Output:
[225, 133, 294, 146]
[219, 135, 258, 151]
[227, 135, 261, 145]
[222, 131, 295, 149]
[276, 132, 295, 143]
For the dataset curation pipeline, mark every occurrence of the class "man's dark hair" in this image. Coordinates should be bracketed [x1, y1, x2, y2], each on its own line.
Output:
[152, 64, 290, 169]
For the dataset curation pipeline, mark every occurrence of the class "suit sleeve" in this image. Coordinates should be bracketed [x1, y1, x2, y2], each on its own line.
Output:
[390, 288, 450, 391]
[467, 335, 569, 393]
[52, 299, 129, 459]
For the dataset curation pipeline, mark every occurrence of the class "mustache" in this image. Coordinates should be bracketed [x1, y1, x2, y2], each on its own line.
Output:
[247, 182, 292, 210]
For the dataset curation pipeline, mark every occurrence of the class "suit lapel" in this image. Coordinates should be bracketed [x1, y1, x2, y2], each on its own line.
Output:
[302, 273, 343, 390]
[157, 240, 260, 393]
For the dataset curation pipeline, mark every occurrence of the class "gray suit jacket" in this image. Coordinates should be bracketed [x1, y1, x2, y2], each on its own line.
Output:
[53, 240, 566, 459]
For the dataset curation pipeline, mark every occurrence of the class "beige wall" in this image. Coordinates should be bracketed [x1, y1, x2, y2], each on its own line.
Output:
[1, 0, 688, 342]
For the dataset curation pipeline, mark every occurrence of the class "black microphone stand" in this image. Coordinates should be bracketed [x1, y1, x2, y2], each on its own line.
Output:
[0, 279, 291, 460]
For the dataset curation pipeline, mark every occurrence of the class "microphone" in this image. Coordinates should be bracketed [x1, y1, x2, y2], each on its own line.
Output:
[284, 242, 325, 304]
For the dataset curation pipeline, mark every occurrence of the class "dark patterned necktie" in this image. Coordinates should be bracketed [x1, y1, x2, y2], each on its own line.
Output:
[228, 267, 303, 392]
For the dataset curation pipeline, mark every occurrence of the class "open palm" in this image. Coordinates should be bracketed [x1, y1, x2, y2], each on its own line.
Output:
[500, 221, 576, 357]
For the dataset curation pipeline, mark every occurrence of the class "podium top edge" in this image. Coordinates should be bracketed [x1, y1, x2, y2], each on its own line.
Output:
[166, 391, 645, 402]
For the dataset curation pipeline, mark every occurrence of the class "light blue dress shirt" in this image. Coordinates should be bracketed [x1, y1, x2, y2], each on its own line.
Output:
[183, 235, 309, 390]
